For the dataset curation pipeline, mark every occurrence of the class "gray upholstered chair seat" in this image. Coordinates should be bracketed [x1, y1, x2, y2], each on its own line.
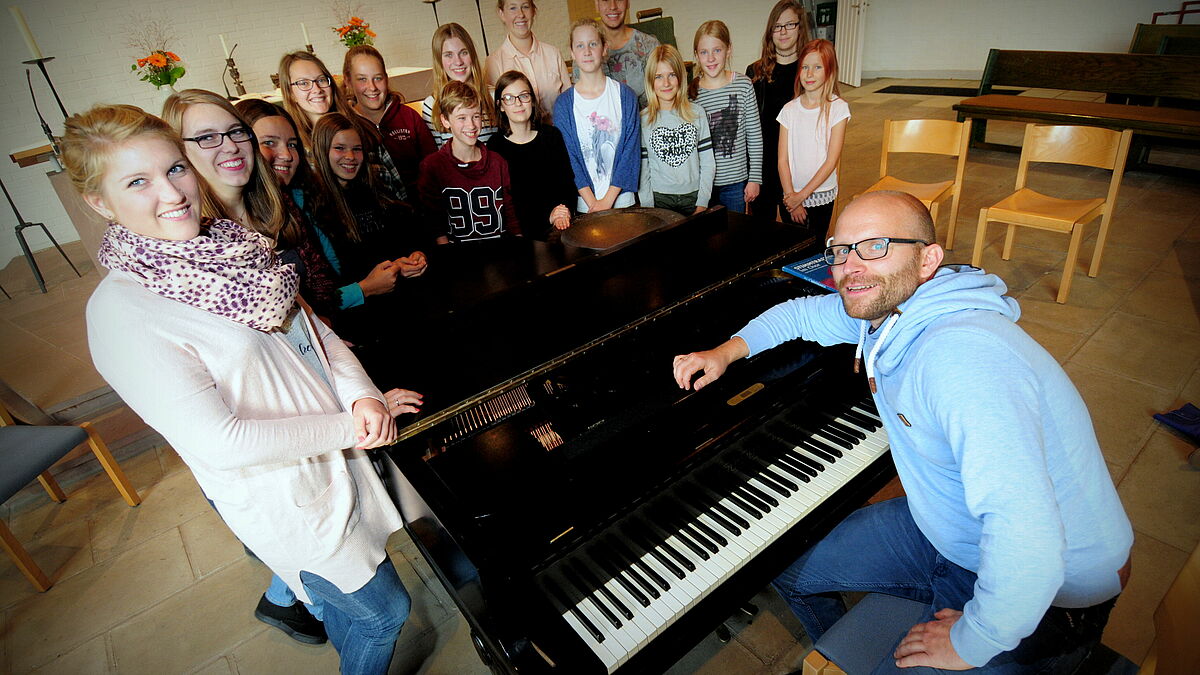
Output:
[0, 425, 89, 501]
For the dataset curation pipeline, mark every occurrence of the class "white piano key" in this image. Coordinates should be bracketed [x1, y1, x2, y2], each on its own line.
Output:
[562, 607, 620, 671]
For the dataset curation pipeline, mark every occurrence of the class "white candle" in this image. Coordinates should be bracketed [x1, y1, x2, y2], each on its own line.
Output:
[9, 6, 44, 60]
[219, 33, 230, 59]
[301, 22, 310, 45]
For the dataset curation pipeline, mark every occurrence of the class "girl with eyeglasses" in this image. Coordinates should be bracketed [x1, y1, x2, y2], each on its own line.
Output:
[747, 0, 811, 221]
[279, 51, 345, 149]
[65, 103, 419, 673]
[487, 71, 575, 240]
[422, 23, 499, 148]
[236, 99, 409, 315]
[163, 89, 340, 319]
[279, 51, 409, 203]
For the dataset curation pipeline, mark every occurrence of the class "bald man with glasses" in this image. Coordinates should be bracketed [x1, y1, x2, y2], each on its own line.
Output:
[672, 191, 1131, 673]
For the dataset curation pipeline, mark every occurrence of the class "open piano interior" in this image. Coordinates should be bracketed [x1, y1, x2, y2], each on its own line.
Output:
[368, 207, 897, 674]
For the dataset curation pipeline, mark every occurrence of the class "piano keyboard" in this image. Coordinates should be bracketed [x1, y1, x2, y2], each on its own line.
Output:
[541, 397, 890, 673]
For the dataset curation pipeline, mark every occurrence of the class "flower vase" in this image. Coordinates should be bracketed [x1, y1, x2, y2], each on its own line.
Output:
[153, 85, 178, 114]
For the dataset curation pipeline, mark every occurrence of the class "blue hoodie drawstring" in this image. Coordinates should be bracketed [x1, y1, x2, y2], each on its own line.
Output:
[853, 321, 867, 374]
[864, 311, 902, 393]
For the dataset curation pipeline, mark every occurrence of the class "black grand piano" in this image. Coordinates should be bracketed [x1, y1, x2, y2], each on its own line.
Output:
[362, 208, 896, 674]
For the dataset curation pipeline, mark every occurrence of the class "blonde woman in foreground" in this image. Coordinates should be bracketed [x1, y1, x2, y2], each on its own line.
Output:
[64, 103, 420, 675]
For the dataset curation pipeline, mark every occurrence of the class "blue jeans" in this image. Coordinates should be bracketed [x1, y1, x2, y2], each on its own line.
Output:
[711, 181, 747, 214]
[301, 558, 411, 675]
[772, 498, 1111, 674]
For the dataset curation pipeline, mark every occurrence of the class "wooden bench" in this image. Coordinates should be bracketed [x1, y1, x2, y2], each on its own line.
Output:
[952, 50, 1200, 156]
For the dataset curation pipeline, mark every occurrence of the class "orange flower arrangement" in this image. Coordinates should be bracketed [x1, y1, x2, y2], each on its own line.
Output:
[132, 49, 185, 89]
[333, 16, 376, 47]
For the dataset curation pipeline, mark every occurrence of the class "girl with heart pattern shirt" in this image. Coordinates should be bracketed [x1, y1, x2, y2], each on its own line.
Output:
[638, 44, 715, 216]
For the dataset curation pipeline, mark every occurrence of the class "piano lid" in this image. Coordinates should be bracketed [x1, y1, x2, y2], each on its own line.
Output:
[354, 207, 818, 438]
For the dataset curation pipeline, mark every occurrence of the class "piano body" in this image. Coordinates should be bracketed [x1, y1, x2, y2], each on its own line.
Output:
[369, 208, 896, 673]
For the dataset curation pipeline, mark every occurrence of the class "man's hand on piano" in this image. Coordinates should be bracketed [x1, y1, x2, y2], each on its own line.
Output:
[672, 338, 749, 391]
[893, 608, 973, 670]
[381, 388, 424, 418]
[351, 397, 397, 449]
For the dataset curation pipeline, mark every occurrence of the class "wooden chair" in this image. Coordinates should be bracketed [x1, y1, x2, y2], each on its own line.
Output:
[861, 119, 972, 250]
[632, 8, 677, 48]
[972, 124, 1133, 304]
[0, 399, 141, 591]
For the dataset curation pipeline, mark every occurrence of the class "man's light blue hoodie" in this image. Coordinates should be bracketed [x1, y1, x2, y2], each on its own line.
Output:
[735, 265, 1132, 667]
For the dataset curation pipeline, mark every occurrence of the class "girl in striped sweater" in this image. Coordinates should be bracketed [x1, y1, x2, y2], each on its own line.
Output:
[690, 20, 764, 214]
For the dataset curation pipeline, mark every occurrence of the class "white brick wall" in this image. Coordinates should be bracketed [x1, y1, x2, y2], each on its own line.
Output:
[0, 0, 1158, 268]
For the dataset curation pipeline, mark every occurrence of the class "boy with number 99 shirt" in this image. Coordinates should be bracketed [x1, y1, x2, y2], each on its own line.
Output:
[418, 80, 521, 243]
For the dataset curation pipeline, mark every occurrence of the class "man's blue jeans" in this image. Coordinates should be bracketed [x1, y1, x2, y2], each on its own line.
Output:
[301, 557, 411, 675]
[772, 498, 1111, 674]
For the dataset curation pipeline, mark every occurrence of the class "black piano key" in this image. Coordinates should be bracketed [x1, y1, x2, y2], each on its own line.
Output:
[760, 463, 799, 492]
[824, 414, 867, 440]
[736, 485, 773, 513]
[693, 483, 750, 531]
[628, 524, 688, 579]
[611, 538, 667, 594]
[662, 516, 710, 560]
[779, 449, 820, 475]
[639, 518, 698, 572]
[817, 423, 858, 446]
[786, 447, 824, 472]
[657, 532, 700, 571]
[682, 522, 719, 555]
[843, 408, 880, 430]
[815, 429, 854, 450]
[803, 435, 842, 459]
[747, 466, 792, 498]
[592, 547, 651, 607]
[562, 564, 622, 629]
[771, 454, 815, 481]
[686, 482, 739, 535]
[690, 517, 728, 548]
[579, 562, 634, 621]
[799, 442, 837, 464]
[545, 577, 605, 643]
[726, 489, 764, 520]
[701, 502, 742, 536]
[740, 481, 778, 508]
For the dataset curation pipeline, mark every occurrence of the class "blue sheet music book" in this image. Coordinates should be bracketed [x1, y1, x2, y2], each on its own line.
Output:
[782, 253, 837, 293]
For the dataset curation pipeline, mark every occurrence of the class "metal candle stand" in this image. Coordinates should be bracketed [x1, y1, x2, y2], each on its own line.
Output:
[22, 56, 68, 119]
[226, 57, 247, 96]
[0, 176, 80, 294]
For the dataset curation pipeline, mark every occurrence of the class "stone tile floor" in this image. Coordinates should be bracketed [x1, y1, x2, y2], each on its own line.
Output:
[1, 77, 1198, 673]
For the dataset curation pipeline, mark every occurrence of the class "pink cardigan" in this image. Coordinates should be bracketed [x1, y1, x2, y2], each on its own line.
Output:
[87, 271, 403, 601]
